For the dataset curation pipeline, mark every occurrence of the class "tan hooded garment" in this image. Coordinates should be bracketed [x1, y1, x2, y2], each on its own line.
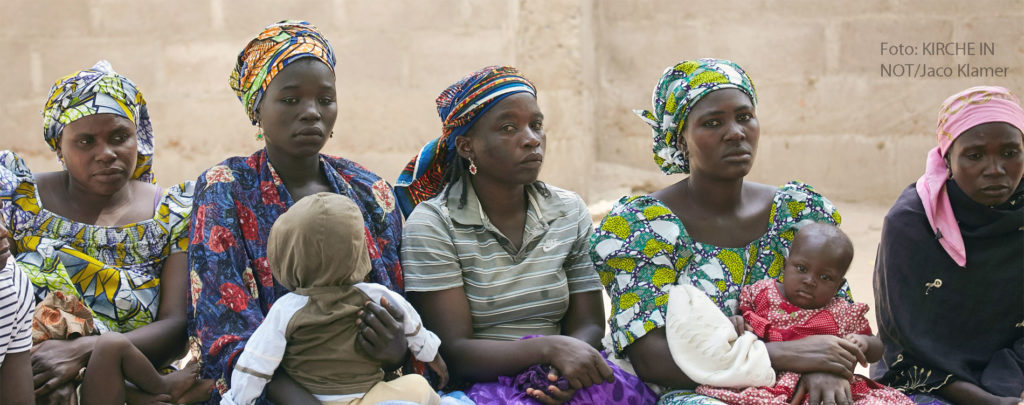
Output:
[267, 192, 381, 395]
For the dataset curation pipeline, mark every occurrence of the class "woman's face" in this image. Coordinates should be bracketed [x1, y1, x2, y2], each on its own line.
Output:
[457, 92, 545, 187]
[257, 58, 338, 159]
[57, 113, 138, 196]
[680, 88, 759, 179]
[948, 122, 1024, 206]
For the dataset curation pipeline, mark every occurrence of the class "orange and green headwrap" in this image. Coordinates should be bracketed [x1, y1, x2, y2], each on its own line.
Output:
[42, 60, 155, 183]
[230, 20, 336, 125]
[635, 58, 757, 174]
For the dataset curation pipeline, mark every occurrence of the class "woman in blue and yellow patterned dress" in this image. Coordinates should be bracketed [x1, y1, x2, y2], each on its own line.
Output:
[0, 61, 194, 404]
[592, 59, 867, 405]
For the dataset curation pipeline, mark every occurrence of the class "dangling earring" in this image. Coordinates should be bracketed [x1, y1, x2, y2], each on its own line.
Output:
[468, 158, 478, 175]
[256, 124, 264, 141]
[330, 131, 334, 139]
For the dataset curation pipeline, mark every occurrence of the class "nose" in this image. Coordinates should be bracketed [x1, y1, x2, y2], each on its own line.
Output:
[97, 143, 117, 163]
[299, 99, 322, 122]
[982, 156, 1007, 177]
[522, 127, 543, 149]
[723, 121, 746, 142]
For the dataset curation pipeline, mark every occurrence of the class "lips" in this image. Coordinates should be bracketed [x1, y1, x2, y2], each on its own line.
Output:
[723, 148, 752, 159]
[521, 153, 544, 165]
[294, 127, 325, 137]
[93, 167, 126, 178]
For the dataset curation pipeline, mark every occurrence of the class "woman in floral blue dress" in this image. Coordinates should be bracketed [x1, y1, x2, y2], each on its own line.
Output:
[186, 21, 407, 404]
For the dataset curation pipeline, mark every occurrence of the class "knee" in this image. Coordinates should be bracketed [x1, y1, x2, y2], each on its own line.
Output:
[94, 332, 131, 354]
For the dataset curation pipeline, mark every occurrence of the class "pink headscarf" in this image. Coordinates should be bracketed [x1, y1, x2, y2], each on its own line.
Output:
[916, 85, 1024, 267]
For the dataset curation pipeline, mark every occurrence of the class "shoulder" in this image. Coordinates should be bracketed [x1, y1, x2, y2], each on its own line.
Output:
[539, 183, 589, 219]
[158, 181, 196, 222]
[322, 154, 386, 187]
[193, 155, 258, 200]
[404, 195, 452, 232]
[771, 180, 841, 225]
[596, 195, 670, 237]
[884, 184, 926, 225]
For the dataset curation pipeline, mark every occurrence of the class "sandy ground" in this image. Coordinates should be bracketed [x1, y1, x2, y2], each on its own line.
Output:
[590, 198, 891, 376]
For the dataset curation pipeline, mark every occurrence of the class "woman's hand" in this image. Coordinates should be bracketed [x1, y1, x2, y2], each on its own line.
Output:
[767, 335, 866, 378]
[540, 335, 614, 390]
[356, 296, 408, 370]
[428, 353, 449, 390]
[31, 337, 94, 397]
[729, 315, 750, 336]
[37, 383, 78, 405]
[790, 372, 852, 405]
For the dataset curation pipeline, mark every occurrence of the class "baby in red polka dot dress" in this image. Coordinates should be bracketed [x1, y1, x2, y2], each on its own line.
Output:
[696, 223, 913, 405]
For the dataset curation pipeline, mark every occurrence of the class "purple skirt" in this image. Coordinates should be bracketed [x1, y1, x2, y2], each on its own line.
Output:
[464, 336, 657, 405]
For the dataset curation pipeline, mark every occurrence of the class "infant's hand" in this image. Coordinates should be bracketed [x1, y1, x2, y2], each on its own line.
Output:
[844, 334, 869, 360]
[729, 315, 748, 336]
[428, 353, 449, 390]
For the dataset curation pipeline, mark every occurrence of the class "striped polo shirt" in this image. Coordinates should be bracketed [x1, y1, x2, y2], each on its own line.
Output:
[0, 260, 33, 366]
[402, 180, 603, 341]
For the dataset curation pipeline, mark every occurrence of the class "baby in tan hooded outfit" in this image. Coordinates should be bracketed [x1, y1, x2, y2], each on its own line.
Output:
[222, 193, 445, 405]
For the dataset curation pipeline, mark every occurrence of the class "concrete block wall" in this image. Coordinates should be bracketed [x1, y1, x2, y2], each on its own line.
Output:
[1, 0, 1021, 205]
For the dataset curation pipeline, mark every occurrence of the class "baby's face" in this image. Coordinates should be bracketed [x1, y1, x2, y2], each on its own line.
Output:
[781, 238, 848, 310]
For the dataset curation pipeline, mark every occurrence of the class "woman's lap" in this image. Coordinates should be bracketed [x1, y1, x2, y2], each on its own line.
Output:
[907, 393, 953, 404]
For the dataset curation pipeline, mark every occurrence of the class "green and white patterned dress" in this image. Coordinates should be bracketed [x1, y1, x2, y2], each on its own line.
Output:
[591, 181, 848, 404]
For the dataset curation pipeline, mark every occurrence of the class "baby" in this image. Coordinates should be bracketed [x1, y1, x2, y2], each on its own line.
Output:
[222, 192, 446, 405]
[697, 223, 912, 405]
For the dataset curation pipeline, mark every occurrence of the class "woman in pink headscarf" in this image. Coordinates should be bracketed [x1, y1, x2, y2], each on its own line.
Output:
[872, 86, 1024, 405]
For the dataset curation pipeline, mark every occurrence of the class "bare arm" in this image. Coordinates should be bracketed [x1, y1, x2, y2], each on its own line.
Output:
[1, 351, 33, 405]
[624, 328, 697, 389]
[560, 290, 605, 350]
[938, 380, 1023, 405]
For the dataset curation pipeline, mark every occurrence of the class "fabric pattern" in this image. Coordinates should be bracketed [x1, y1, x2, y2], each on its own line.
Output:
[0, 151, 192, 333]
[593, 181, 845, 356]
[696, 279, 912, 404]
[464, 337, 657, 404]
[230, 20, 336, 125]
[739, 279, 871, 342]
[186, 149, 403, 403]
[394, 65, 536, 217]
[917, 85, 1024, 266]
[0, 261, 33, 366]
[41, 60, 155, 183]
[634, 59, 757, 175]
[31, 290, 97, 343]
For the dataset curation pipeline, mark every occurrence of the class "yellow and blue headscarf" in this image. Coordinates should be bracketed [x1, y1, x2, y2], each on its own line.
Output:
[635, 58, 757, 174]
[394, 65, 536, 217]
[230, 20, 336, 125]
[42, 60, 155, 183]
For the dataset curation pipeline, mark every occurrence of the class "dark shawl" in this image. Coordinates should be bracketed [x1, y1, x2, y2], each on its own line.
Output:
[872, 180, 1024, 397]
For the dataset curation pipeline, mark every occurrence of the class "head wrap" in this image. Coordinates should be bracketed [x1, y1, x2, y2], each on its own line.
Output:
[42, 60, 154, 183]
[635, 58, 757, 174]
[230, 20, 336, 125]
[916, 85, 1024, 267]
[269, 192, 371, 293]
[393, 65, 536, 217]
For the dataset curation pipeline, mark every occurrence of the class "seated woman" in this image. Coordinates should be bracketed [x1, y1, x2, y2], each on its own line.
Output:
[872, 86, 1024, 405]
[396, 66, 656, 405]
[0, 61, 194, 404]
[592, 58, 868, 405]
[187, 21, 407, 405]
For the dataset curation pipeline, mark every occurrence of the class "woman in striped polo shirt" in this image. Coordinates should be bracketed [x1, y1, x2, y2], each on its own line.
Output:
[395, 66, 656, 405]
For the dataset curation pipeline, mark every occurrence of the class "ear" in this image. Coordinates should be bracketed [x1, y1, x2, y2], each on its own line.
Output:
[454, 135, 474, 160]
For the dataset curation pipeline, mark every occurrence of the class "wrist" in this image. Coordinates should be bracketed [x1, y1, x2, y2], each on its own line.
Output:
[72, 335, 99, 367]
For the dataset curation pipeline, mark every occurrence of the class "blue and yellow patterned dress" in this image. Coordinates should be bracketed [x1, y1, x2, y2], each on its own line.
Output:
[591, 181, 847, 405]
[0, 151, 193, 333]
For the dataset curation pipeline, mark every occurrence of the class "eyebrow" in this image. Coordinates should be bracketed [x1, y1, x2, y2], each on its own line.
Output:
[694, 105, 751, 120]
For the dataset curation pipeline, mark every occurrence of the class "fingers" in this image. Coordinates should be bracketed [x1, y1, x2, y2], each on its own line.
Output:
[836, 338, 868, 368]
[596, 357, 615, 383]
[807, 383, 821, 405]
[526, 388, 561, 405]
[363, 302, 402, 333]
[428, 358, 449, 390]
[34, 374, 59, 397]
[378, 296, 406, 323]
[545, 385, 575, 402]
[790, 380, 807, 405]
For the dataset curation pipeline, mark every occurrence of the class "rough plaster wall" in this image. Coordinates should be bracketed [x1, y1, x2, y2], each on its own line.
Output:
[1, 0, 1021, 205]
[594, 0, 1024, 203]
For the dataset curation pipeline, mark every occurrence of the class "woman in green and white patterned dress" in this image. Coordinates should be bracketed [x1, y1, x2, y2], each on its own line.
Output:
[592, 58, 866, 405]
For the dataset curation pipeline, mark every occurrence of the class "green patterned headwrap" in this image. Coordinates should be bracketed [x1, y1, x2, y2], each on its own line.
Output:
[635, 58, 757, 174]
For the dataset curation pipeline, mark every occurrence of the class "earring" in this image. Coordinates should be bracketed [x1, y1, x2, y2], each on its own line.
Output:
[256, 124, 263, 140]
[330, 131, 334, 139]
[468, 158, 478, 175]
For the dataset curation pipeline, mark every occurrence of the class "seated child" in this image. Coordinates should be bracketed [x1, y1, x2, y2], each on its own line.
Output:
[0, 240, 34, 405]
[696, 223, 913, 405]
[79, 332, 203, 404]
[222, 192, 447, 405]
